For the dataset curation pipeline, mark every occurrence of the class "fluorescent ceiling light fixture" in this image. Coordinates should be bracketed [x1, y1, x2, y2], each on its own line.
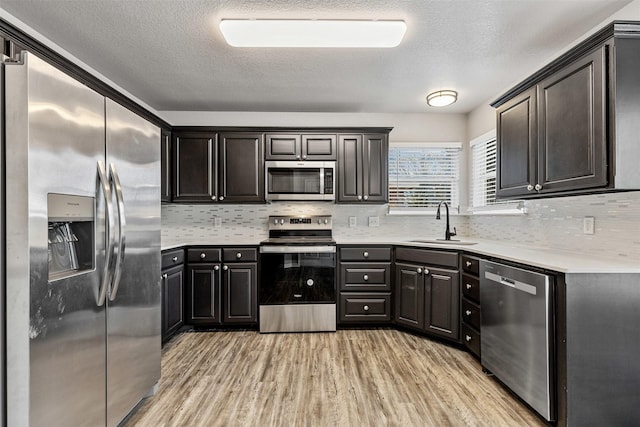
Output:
[426, 90, 458, 107]
[219, 19, 406, 48]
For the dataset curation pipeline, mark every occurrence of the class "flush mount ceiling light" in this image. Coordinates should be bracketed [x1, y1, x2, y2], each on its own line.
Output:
[219, 19, 407, 48]
[426, 90, 458, 107]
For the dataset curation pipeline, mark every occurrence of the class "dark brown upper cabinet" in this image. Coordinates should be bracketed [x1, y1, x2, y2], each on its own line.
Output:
[172, 131, 264, 203]
[337, 133, 388, 203]
[265, 133, 336, 160]
[494, 22, 640, 199]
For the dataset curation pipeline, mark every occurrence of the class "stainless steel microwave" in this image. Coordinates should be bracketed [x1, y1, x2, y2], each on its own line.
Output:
[265, 161, 335, 201]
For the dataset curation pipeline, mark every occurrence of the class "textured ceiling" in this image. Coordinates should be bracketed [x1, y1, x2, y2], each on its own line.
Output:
[0, 0, 633, 113]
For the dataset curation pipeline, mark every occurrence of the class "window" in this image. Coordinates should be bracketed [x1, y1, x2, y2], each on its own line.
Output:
[469, 131, 524, 214]
[388, 143, 461, 213]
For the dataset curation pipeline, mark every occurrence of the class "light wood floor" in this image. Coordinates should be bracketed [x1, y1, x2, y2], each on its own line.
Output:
[125, 329, 545, 427]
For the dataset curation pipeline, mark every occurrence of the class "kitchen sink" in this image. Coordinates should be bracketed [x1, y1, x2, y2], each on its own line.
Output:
[409, 239, 478, 246]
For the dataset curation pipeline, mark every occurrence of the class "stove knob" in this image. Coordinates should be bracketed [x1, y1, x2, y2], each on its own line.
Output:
[324, 219, 328, 224]
[273, 219, 279, 225]
[318, 219, 322, 224]
[280, 219, 285, 225]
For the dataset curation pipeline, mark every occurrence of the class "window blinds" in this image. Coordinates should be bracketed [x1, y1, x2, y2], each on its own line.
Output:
[389, 144, 460, 212]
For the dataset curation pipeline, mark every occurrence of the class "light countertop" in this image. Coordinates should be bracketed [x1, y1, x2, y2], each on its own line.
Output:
[162, 236, 640, 274]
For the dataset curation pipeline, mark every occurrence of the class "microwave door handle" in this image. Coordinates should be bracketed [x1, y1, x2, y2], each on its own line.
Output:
[320, 167, 325, 195]
[108, 163, 126, 302]
[97, 161, 115, 307]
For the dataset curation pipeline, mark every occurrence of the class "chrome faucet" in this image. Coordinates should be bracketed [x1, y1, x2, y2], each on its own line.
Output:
[435, 201, 457, 240]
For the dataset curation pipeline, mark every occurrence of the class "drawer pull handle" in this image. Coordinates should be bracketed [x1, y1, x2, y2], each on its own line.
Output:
[466, 283, 472, 290]
[465, 335, 472, 342]
[172, 256, 178, 262]
[200, 253, 206, 259]
[465, 310, 472, 316]
[363, 274, 369, 281]
[363, 305, 370, 312]
[363, 251, 369, 258]
[465, 261, 472, 267]
[236, 252, 242, 259]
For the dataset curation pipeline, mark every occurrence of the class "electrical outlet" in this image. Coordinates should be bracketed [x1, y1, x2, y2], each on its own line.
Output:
[348, 216, 357, 228]
[583, 216, 595, 235]
[368, 216, 380, 227]
[214, 217, 222, 228]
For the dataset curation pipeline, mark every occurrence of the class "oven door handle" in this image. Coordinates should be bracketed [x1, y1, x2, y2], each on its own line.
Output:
[260, 245, 336, 254]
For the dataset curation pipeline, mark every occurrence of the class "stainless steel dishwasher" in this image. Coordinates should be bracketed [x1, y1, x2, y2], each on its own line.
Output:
[480, 260, 555, 422]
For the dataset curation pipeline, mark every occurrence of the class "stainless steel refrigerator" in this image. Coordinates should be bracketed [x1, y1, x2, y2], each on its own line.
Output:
[3, 52, 161, 426]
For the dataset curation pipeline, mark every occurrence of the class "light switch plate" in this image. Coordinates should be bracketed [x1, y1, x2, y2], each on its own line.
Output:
[583, 216, 595, 235]
[368, 216, 380, 227]
[349, 216, 357, 228]
[214, 217, 222, 228]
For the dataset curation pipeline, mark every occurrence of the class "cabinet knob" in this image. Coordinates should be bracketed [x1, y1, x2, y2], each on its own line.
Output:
[296, 155, 301, 160]
[465, 335, 472, 342]
[417, 268, 423, 274]
[219, 196, 224, 201]
[363, 251, 369, 258]
[363, 305, 370, 312]
[162, 273, 168, 279]
[357, 195, 362, 200]
[423, 268, 430, 275]
[302, 155, 307, 160]
[223, 265, 229, 271]
[172, 256, 178, 262]
[466, 283, 472, 290]
[534, 183, 543, 191]
[363, 195, 369, 200]
[214, 265, 220, 271]
[465, 310, 472, 316]
[465, 261, 472, 267]
[236, 252, 242, 259]
[200, 253, 206, 259]
[527, 184, 534, 191]
[363, 274, 369, 281]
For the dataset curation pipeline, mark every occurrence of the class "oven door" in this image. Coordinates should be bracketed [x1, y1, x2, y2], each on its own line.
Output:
[259, 245, 336, 304]
[265, 161, 335, 201]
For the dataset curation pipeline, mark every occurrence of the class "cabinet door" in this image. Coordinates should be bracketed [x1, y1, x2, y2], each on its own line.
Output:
[222, 263, 257, 323]
[537, 46, 607, 193]
[362, 133, 388, 202]
[394, 262, 424, 329]
[160, 128, 172, 202]
[219, 132, 265, 203]
[302, 134, 337, 160]
[172, 132, 218, 202]
[337, 134, 363, 202]
[162, 264, 184, 342]
[187, 264, 221, 324]
[424, 267, 460, 341]
[496, 87, 537, 198]
[265, 133, 300, 160]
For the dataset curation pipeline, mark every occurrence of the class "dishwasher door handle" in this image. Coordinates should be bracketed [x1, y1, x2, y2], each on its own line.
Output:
[484, 271, 540, 296]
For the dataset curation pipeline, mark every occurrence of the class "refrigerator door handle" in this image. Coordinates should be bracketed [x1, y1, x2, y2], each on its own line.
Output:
[109, 163, 127, 301]
[97, 161, 115, 307]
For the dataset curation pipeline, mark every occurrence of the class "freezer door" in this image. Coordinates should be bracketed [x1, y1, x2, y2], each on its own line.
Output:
[5, 53, 107, 427]
[105, 98, 161, 426]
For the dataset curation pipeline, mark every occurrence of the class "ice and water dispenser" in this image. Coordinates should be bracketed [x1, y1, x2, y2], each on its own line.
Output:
[47, 193, 94, 280]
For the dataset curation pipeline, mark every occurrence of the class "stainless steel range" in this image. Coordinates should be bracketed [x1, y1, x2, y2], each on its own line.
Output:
[259, 215, 337, 333]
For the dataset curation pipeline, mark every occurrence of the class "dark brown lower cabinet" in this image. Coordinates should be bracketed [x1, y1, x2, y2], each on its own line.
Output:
[162, 248, 185, 343]
[394, 248, 460, 342]
[186, 247, 257, 326]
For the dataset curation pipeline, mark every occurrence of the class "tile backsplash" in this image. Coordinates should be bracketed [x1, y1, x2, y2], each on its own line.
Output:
[163, 192, 640, 260]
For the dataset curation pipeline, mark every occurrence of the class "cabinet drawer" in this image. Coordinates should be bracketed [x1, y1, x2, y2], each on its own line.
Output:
[462, 323, 480, 358]
[340, 247, 391, 262]
[223, 247, 257, 262]
[461, 254, 480, 275]
[461, 298, 481, 330]
[395, 247, 458, 269]
[339, 293, 391, 323]
[461, 273, 480, 303]
[340, 263, 391, 291]
[162, 248, 185, 269]
[187, 248, 221, 263]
